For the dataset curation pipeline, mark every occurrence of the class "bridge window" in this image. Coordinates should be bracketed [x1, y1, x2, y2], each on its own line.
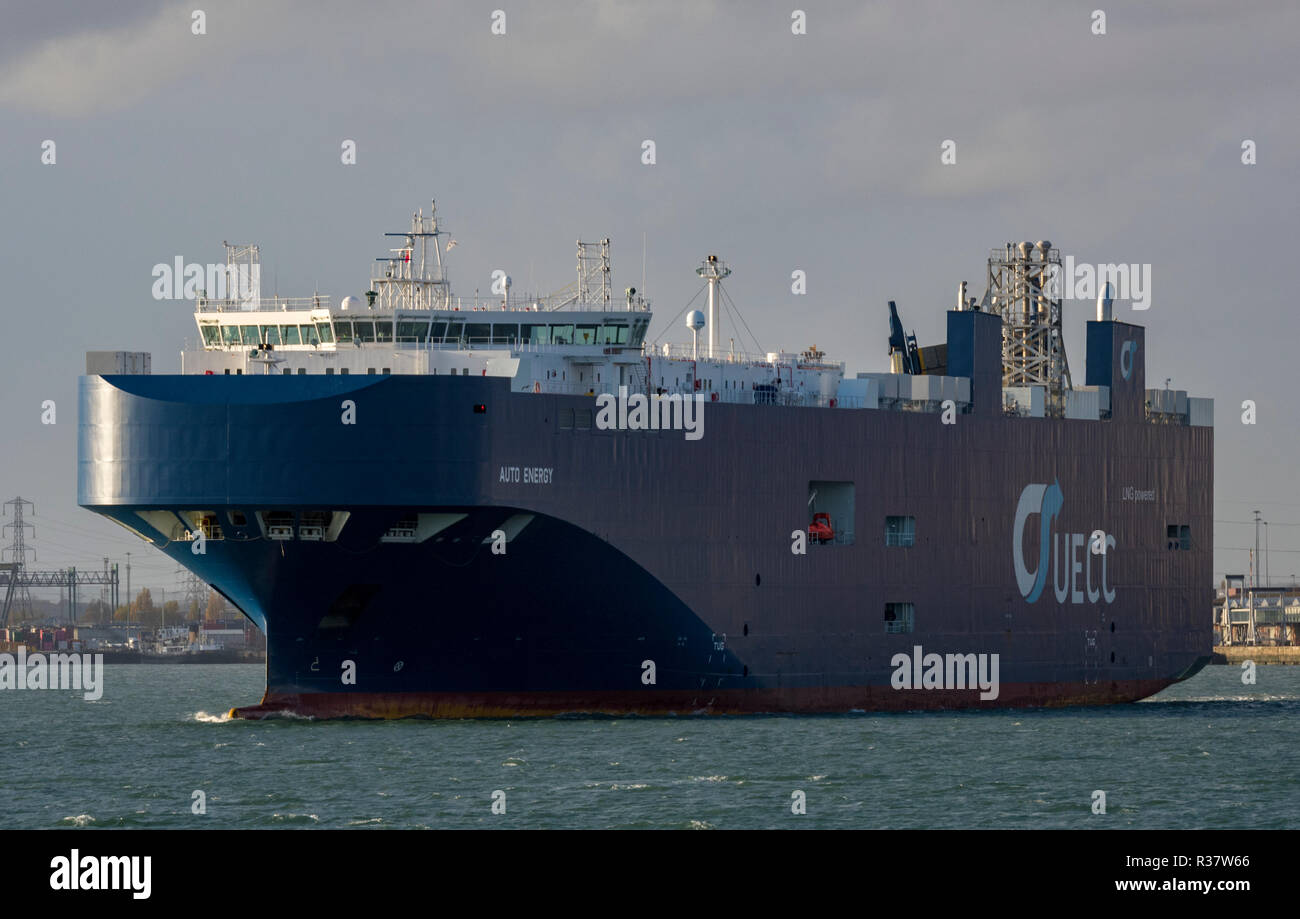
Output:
[465, 323, 489, 344]
[374, 321, 392, 343]
[397, 321, 427, 343]
[576, 324, 599, 345]
[551, 324, 574, 345]
[885, 515, 915, 547]
[259, 325, 282, 345]
[445, 320, 464, 344]
[314, 321, 334, 344]
[521, 324, 549, 344]
[492, 323, 517, 344]
[333, 320, 353, 343]
[282, 325, 301, 345]
[221, 325, 240, 345]
[429, 321, 448, 343]
[200, 324, 221, 346]
[884, 602, 915, 634]
[601, 324, 629, 345]
[354, 320, 375, 343]
[239, 325, 259, 345]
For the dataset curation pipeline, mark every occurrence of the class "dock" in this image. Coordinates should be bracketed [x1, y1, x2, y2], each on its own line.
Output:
[1211, 646, 1300, 665]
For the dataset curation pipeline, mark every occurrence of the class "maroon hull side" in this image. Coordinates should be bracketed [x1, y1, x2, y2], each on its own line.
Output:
[231, 665, 1207, 720]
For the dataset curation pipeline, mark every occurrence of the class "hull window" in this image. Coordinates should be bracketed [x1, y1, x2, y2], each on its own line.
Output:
[884, 602, 915, 634]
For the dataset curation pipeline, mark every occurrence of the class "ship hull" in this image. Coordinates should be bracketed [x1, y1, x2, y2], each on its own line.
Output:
[230, 675, 1202, 720]
[79, 373, 1213, 718]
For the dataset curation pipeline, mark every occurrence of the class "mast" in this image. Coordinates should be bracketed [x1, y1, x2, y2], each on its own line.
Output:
[372, 199, 451, 310]
[696, 255, 731, 359]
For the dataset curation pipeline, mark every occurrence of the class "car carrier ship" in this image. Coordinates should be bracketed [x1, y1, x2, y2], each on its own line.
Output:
[78, 202, 1213, 718]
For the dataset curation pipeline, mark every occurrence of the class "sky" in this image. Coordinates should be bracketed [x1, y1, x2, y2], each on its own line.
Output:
[0, 0, 1297, 596]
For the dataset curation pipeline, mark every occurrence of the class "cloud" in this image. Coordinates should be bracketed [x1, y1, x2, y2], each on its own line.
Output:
[0, 7, 196, 116]
[0, 0, 310, 117]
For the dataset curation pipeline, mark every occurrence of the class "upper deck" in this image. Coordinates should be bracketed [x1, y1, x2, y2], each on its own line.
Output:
[170, 205, 1210, 425]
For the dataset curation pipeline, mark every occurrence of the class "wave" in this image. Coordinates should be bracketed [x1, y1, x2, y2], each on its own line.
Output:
[270, 813, 320, 824]
[193, 710, 233, 723]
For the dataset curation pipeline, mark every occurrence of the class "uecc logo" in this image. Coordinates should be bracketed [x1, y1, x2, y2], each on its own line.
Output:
[1013, 482, 1115, 605]
[1120, 339, 1138, 381]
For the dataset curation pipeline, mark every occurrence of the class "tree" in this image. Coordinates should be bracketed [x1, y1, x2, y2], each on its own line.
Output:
[163, 599, 179, 617]
[80, 599, 110, 624]
[131, 587, 155, 616]
[204, 589, 226, 622]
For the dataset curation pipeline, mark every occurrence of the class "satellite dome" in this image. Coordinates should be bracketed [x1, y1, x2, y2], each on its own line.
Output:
[340, 295, 362, 311]
[686, 310, 706, 331]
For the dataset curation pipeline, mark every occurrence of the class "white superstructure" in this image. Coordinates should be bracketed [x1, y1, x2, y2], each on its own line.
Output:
[182, 202, 853, 407]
